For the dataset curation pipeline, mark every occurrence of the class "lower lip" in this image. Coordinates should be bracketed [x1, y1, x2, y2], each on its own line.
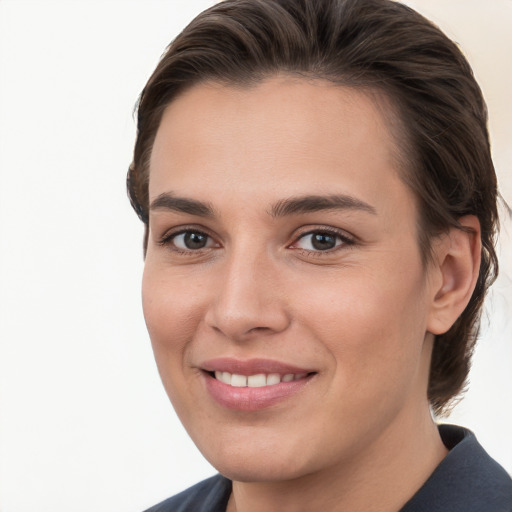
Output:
[204, 373, 313, 411]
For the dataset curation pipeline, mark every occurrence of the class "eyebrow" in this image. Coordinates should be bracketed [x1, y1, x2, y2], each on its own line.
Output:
[149, 192, 377, 219]
[150, 193, 215, 217]
[269, 194, 377, 217]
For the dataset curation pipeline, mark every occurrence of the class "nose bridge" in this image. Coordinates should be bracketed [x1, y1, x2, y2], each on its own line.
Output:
[205, 238, 289, 340]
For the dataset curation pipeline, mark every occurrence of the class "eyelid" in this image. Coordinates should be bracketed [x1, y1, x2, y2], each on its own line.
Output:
[155, 224, 355, 254]
[288, 226, 356, 252]
[157, 225, 220, 251]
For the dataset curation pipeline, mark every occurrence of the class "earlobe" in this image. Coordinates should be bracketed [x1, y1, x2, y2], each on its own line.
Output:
[427, 216, 481, 335]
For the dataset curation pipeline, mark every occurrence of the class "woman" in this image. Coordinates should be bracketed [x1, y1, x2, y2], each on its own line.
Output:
[127, 0, 512, 510]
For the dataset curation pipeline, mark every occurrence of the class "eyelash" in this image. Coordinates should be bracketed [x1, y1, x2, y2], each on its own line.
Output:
[157, 227, 217, 255]
[290, 227, 355, 255]
[157, 226, 355, 256]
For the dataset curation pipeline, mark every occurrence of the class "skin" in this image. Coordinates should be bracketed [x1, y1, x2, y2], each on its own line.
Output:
[143, 77, 480, 512]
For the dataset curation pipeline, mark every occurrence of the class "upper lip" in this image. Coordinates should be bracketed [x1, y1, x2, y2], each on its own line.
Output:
[200, 357, 314, 375]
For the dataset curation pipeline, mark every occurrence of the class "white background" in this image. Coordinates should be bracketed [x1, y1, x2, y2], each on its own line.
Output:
[0, 1, 510, 511]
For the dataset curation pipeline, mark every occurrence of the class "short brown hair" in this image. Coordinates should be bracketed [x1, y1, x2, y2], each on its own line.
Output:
[127, 0, 499, 414]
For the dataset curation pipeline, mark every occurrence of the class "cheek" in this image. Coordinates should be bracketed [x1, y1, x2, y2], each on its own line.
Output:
[300, 264, 429, 385]
[141, 264, 214, 424]
[141, 263, 205, 368]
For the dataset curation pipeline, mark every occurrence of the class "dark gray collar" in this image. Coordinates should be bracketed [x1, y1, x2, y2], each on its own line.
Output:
[400, 424, 512, 511]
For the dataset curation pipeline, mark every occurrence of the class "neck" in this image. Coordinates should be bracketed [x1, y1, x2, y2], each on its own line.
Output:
[227, 406, 448, 512]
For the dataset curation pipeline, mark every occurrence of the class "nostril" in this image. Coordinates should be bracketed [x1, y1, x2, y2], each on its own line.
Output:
[248, 326, 271, 333]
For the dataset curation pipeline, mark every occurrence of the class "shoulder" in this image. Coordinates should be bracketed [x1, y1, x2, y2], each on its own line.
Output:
[143, 474, 231, 512]
[401, 424, 512, 512]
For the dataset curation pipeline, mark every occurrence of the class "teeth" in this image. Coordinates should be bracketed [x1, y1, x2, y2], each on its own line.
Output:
[215, 371, 232, 385]
[247, 374, 267, 387]
[213, 371, 309, 387]
[231, 374, 247, 387]
[266, 373, 281, 386]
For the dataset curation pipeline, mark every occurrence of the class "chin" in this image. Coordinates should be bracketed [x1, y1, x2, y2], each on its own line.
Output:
[215, 457, 310, 483]
[200, 434, 321, 483]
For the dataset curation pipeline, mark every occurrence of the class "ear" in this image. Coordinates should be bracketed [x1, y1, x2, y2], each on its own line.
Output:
[427, 216, 481, 335]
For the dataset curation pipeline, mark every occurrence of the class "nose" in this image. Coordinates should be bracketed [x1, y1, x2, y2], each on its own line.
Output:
[204, 247, 291, 342]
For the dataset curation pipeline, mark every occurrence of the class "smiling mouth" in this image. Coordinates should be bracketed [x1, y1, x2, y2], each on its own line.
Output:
[200, 358, 317, 410]
[209, 371, 313, 387]
[203, 369, 316, 410]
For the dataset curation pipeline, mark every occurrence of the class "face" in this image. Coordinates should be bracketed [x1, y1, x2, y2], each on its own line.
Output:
[143, 78, 439, 482]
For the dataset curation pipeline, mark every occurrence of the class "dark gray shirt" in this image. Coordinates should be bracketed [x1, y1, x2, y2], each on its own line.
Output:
[144, 425, 512, 512]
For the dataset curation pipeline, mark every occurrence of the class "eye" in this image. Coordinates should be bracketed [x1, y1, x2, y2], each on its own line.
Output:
[160, 229, 218, 251]
[292, 230, 352, 252]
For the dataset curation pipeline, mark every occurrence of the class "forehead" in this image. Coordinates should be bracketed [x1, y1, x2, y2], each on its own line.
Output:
[149, 77, 415, 224]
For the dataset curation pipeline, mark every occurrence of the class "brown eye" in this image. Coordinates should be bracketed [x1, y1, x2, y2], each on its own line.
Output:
[184, 232, 208, 249]
[171, 231, 216, 250]
[310, 233, 337, 250]
[293, 230, 353, 252]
